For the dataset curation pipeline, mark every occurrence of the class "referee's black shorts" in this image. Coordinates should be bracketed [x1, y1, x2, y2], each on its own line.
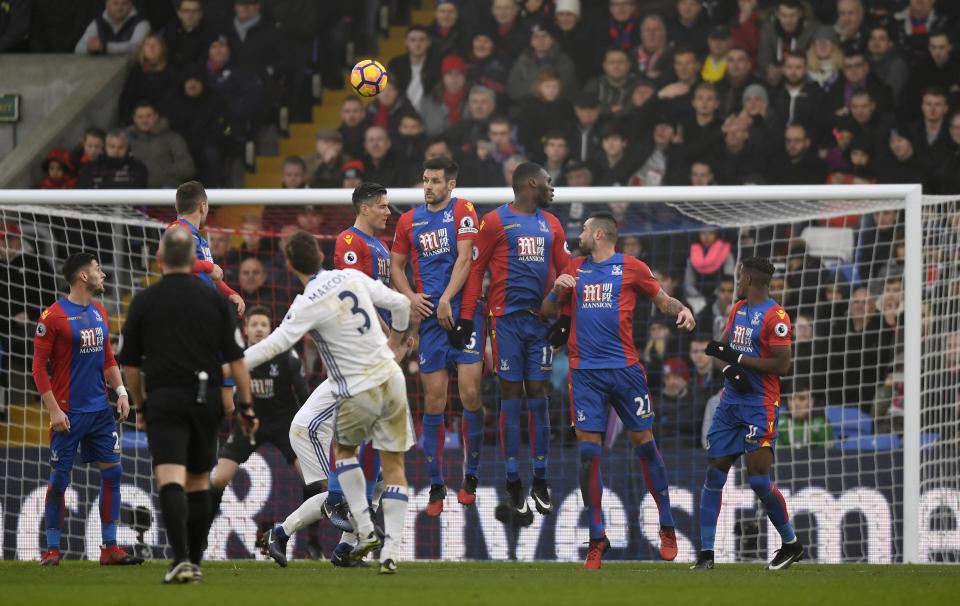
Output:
[145, 387, 224, 474]
[219, 417, 298, 465]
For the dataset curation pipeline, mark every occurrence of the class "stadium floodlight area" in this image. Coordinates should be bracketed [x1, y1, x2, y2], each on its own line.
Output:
[0, 185, 956, 565]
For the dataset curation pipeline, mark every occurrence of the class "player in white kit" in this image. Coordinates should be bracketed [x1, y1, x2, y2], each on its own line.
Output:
[244, 231, 413, 574]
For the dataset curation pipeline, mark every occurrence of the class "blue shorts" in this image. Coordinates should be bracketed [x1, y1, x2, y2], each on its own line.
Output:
[418, 306, 485, 374]
[569, 366, 655, 433]
[49, 407, 120, 472]
[706, 400, 779, 458]
[490, 311, 552, 383]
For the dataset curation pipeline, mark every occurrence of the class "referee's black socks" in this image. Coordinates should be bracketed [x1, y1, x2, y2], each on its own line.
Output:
[187, 490, 211, 565]
[159, 484, 189, 563]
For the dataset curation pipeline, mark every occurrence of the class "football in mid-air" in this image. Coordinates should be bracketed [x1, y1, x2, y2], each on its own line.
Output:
[350, 59, 388, 97]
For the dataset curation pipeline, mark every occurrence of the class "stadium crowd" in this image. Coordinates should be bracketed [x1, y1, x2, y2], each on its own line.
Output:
[2, 0, 959, 452]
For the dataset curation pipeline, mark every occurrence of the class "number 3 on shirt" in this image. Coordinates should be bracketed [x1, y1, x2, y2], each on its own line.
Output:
[339, 291, 371, 334]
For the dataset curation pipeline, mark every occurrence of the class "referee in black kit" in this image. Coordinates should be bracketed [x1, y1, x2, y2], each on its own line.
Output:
[119, 227, 258, 585]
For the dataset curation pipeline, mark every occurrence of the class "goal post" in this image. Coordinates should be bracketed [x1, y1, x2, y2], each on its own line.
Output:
[2, 184, 954, 565]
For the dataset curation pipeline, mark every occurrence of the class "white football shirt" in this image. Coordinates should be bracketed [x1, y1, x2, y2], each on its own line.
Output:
[244, 269, 411, 398]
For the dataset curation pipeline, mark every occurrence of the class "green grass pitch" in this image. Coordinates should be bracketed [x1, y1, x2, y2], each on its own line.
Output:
[1, 561, 957, 606]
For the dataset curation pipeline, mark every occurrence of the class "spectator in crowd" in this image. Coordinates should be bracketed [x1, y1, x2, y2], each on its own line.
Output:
[934, 111, 960, 194]
[909, 87, 951, 158]
[226, 0, 281, 84]
[280, 156, 306, 189]
[507, 19, 578, 102]
[866, 25, 909, 106]
[770, 52, 826, 144]
[204, 36, 264, 140]
[714, 113, 765, 184]
[119, 34, 174, 125]
[37, 148, 77, 189]
[554, 0, 594, 84]
[642, 319, 671, 392]
[486, 115, 525, 169]
[540, 130, 571, 183]
[338, 97, 370, 160]
[688, 335, 720, 400]
[684, 228, 734, 313]
[829, 286, 895, 410]
[0, 222, 58, 406]
[657, 356, 701, 448]
[629, 113, 684, 187]
[428, 0, 467, 59]
[689, 160, 715, 185]
[632, 14, 673, 88]
[388, 25, 440, 115]
[163, 66, 234, 188]
[394, 112, 427, 167]
[701, 25, 732, 84]
[74, 0, 150, 55]
[730, 0, 761, 65]
[304, 129, 345, 189]
[424, 136, 453, 161]
[582, 47, 638, 116]
[28, 0, 99, 53]
[361, 125, 408, 188]
[162, 0, 219, 71]
[849, 89, 895, 149]
[892, 0, 947, 63]
[716, 46, 757, 116]
[341, 160, 365, 190]
[466, 32, 509, 101]
[877, 129, 931, 186]
[570, 89, 605, 164]
[0, 0, 30, 52]
[779, 382, 832, 448]
[741, 83, 778, 148]
[593, 121, 636, 186]
[700, 273, 733, 340]
[365, 83, 415, 135]
[69, 127, 105, 171]
[758, 0, 816, 87]
[126, 100, 196, 189]
[669, 0, 711, 58]
[237, 256, 280, 318]
[828, 134, 876, 184]
[206, 227, 237, 285]
[904, 31, 960, 118]
[515, 70, 577, 156]
[679, 82, 722, 164]
[231, 216, 276, 265]
[601, 0, 642, 61]
[828, 48, 895, 117]
[659, 47, 703, 115]
[446, 84, 497, 153]
[791, 310, 828, 391]
[806, 25, 843, 92]
[625, 78, 664, 143]
[835, 0, 867, 51]
[770, 123, 827, 185]
[501, 153, 527, 186]
[422, 55, 470, 137]
[77, 129, 148, 189]
[487, 0, 528, 70]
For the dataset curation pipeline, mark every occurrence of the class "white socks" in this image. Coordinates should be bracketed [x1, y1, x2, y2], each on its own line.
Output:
[280, 491, 328, 536]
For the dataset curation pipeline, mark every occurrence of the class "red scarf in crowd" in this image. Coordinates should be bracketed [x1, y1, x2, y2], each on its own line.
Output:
[444, 89, 464, 124]
[690, 239, 731, 275]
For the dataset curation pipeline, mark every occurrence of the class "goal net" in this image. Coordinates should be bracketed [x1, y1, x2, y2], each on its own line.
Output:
[0, 186, 955, 565]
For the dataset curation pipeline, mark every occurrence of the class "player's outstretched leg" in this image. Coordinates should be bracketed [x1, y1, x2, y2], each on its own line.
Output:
[579, 440, 609, 569]
[634, 439, 677, 561]
[749, 475, 803, 569]
[528, 396, 552, 515]
[41, 468, 70, 566]
[261, 487, 329, 567]
[458, 407, 484, 506]
[692, 465, 727, 570]
[421, 412, 447, 516]
[98, 464, 144, 565]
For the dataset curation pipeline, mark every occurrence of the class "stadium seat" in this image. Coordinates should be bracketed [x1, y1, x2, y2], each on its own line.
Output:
[826, 406, 873, 438]
[799, 226, 855, 264]
[841, 434, 901, 451]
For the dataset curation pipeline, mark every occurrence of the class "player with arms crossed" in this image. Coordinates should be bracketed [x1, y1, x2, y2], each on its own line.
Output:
[692, 256, 802, 570]
[391, 157, 485, 515]
[246, 231, 413, 574]
[32, 253, 142, 566]
[542, 213, 694, 568]
[321, 182, 394, 564]
[456, 162, 569, 524]
[208, 306, 318, 555]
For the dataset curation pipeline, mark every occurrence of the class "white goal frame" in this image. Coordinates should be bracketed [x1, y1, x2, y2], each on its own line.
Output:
[0, 183, 925, 563]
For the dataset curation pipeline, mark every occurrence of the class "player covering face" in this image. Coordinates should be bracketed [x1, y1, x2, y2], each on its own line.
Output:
[692, 257, 801, 570]
[391, 158, 485, 517]
[543, 213, 695, 568]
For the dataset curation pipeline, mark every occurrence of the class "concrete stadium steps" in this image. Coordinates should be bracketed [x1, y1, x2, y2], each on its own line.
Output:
[0, 404, 50, 447]
[245, 10, 434, 190]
